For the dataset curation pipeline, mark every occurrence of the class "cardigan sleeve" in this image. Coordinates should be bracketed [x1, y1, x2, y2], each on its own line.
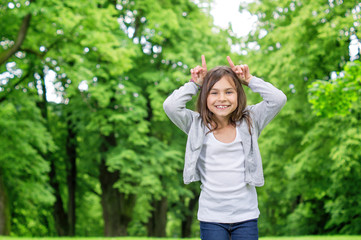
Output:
[163, 82, 200, 134]
[247, 76, 287, 133]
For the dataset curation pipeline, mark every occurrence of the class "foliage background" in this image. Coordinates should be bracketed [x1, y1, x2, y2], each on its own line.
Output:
[0, 0, 360, 237]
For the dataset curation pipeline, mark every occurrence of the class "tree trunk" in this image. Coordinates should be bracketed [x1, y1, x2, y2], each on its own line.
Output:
[181, 196, 198, 238]
[66, 118, 77, 236]
[147, 196, 168, 237]
[49, 160, 69, 235]
[99, 134, 136, 236]
[99, 158, 124, 236]
[38, 74, 69, 236]
[0, 174, 10, 235]
[99, 158, 136, 236]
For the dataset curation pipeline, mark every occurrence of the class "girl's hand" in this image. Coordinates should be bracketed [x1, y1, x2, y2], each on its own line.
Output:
[227, 56, 253, 86]
[190, 55, 207, 86]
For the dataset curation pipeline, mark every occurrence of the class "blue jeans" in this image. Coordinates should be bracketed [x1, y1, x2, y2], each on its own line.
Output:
[200, 219, 258, 240]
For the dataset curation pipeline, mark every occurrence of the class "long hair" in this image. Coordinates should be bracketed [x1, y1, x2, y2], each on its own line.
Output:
[196, 66, 253, 134]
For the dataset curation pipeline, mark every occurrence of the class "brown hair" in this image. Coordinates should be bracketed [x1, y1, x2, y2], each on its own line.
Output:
[196, 66, 253, 134]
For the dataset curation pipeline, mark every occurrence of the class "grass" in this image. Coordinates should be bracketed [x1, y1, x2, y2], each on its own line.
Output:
[1, 236, 361, 240]
[261, 236, 361, 240]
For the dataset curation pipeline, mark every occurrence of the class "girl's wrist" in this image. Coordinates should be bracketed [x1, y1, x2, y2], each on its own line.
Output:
[244, 75, 253, 86]
[190, 78, 202, 88]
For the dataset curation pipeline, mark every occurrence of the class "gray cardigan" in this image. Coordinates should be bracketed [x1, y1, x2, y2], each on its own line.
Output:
[163, 76, 287, 186]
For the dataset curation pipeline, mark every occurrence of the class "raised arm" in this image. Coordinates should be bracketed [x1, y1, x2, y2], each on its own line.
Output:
[163, 82, 199, 134]
[163, 55, 207, 134]
[247, 77, 287, 133]
[227, 56, 287, 133]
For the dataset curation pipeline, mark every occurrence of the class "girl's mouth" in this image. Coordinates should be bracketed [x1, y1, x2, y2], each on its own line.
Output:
[215, 105, 230, 109]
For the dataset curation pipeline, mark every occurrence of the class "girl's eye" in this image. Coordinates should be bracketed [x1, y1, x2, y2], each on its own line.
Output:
[210, 92, 217, 95]
[226, 91, 233, 94]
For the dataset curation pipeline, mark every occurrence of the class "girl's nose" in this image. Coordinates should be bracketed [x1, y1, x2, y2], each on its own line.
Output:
[218, 93, 226, 100]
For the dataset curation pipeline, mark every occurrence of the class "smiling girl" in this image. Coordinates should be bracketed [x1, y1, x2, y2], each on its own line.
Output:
[163, 55, 287, 240]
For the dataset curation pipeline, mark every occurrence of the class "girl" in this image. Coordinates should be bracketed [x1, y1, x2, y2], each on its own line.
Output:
[163, 55, 287, 240]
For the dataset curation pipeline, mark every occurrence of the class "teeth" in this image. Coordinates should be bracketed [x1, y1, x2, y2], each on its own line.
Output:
[216, 105, 229, 109]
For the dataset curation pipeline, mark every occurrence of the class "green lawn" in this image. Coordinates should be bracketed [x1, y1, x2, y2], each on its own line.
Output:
[262, 237, 361, 240]
[2, 236, 361, 240]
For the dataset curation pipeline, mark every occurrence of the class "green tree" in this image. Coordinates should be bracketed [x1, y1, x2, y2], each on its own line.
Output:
[1, 0, 233, 237]
[0, 90, 56, 235]
[114, 0, 233, 236]
[1, 0, 137, 235]
[308, 60, 361, 118]
[239, 0, 360, 235]
[304, 60, 361, 233]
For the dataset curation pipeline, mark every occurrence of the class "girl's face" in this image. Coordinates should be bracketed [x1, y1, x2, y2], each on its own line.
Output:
[206, 76, 238, 123]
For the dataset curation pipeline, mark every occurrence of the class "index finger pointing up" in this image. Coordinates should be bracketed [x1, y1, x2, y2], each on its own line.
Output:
[202, 55, 207, 69]
[227, 56, 235, 68]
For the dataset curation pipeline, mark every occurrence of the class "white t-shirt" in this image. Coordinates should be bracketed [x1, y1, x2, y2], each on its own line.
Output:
[197, 127, 260, 223]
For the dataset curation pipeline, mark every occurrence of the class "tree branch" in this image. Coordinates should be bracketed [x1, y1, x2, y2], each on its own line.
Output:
[0, 13, 32, 66]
